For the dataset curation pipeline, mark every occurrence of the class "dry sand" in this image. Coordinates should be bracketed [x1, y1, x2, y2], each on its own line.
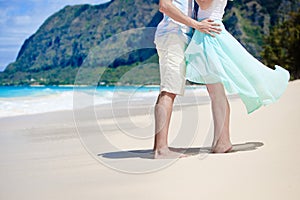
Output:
[0, 80, 299, 200]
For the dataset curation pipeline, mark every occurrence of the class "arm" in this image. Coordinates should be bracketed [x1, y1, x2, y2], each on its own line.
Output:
[159, 0, 221, 36]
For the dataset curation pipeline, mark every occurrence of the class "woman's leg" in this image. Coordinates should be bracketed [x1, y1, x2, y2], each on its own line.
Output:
[206, 83, 232, 153]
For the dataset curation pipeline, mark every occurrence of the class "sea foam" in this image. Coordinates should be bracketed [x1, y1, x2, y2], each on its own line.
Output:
[0, 86, 208, 118]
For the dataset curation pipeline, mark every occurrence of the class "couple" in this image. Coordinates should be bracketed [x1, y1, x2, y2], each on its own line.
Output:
[153, 0, 290, 159]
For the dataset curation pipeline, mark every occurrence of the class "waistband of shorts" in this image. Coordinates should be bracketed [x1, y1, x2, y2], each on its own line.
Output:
[154, 32, 191, 45]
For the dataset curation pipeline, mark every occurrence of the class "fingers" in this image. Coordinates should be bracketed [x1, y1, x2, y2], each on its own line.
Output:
[195, 19, 222, 36]
[210, 27, 222, 34]
[204, 18, 221, 27]
[204, 27, 221, 37]
[205, 30, 216, 37]
[205, 19, 221, 25]
[198, 29, 218, 37]
[212, 23, 221, 27]
[206, 26, 221, 34]
[207, 32, 215, 37]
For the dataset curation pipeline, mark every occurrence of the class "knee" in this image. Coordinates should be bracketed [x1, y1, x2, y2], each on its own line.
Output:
[161, 91, 176, 99]
[156, 91, 176, 104]
[208, 91, 223, 101]
[206, 85, 227, 102]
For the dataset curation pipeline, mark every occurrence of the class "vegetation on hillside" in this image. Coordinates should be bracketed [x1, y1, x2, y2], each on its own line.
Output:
[0, 0, 299, 85]
[261, 9, 300, 80]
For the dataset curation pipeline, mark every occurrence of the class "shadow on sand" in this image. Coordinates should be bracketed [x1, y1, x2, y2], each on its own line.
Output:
[98, 142, 264, 159]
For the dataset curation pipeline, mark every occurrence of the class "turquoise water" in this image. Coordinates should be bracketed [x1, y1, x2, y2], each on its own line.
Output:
[0, 86, 160, 98]
[0, 85, 208, 118]
[0, 85, 160, 118]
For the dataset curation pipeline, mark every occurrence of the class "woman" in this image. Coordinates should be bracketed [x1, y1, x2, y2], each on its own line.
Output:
[185, 0, 290, 153]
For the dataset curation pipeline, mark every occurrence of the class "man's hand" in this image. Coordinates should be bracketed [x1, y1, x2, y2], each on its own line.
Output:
[193, 19, 222, 37]
[158, 0, 222, 37]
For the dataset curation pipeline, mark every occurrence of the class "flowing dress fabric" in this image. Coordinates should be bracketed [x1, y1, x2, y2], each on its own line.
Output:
[185, 21, 290, 114]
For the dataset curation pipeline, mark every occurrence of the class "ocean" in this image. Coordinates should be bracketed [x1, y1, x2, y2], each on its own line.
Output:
[0, 85, 209, 118]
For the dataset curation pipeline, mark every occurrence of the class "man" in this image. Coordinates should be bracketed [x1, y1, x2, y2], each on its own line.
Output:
[153, 0, 222, 159]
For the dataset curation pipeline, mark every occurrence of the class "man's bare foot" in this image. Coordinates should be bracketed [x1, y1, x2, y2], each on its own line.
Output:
[154, 147, 187, 159]
[169, 147, 187, 153]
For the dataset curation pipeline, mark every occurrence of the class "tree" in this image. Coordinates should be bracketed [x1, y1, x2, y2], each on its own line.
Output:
[261, 9, 300, 80]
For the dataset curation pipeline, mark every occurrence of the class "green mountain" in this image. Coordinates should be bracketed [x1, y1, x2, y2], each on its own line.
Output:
[0, 0, 299, 85]
[224, 0, 300, 58]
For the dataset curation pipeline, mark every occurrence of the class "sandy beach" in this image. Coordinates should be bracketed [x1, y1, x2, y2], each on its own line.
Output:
[0, 80, 299, 200]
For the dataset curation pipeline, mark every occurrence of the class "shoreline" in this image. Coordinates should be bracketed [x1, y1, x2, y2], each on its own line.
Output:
[0, 92, 239, 120]
[0, 82, 241, 119]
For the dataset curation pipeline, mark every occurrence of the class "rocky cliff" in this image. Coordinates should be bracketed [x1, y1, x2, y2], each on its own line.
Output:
[0, 0, 299, 85]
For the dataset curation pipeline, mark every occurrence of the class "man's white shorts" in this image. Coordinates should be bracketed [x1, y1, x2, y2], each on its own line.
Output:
[154, 34, 187, 96]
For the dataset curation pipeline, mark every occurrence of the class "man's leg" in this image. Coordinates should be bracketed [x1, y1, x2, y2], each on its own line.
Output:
[153, 91, 185, 158]
[154, 92, 175, 150]
[206, 83, 232, 153]
[153, 34, 187, 158]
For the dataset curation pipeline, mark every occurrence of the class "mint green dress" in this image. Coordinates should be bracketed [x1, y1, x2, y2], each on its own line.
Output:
[185, 0, 290, 114]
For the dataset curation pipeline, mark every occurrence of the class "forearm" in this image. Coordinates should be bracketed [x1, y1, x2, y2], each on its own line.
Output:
[159, 0, 198, 29]
[159, 0, 222, 36]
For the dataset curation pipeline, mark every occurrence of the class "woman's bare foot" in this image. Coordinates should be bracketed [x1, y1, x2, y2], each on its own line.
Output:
[212, 139, 232, 153]
[212, 129, 232, 153]
[154, 147, 188, 159]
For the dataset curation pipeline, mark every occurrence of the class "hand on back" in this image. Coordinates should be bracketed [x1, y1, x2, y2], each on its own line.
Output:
[194, 19, 222, 37]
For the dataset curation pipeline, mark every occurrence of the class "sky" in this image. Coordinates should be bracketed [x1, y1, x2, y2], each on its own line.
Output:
[0, 0, 110, 71]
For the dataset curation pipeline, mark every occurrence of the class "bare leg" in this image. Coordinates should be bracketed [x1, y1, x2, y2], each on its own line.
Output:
[206, 83, 232, 153]
[153, 91, 186, 159]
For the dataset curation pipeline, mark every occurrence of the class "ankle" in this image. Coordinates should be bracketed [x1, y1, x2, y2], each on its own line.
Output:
[154, 146, 169, 153]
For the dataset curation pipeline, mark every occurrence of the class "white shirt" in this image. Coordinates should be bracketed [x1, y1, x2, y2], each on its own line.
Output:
[197, 0, 228, 20]
[155, 0, 194, 39]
